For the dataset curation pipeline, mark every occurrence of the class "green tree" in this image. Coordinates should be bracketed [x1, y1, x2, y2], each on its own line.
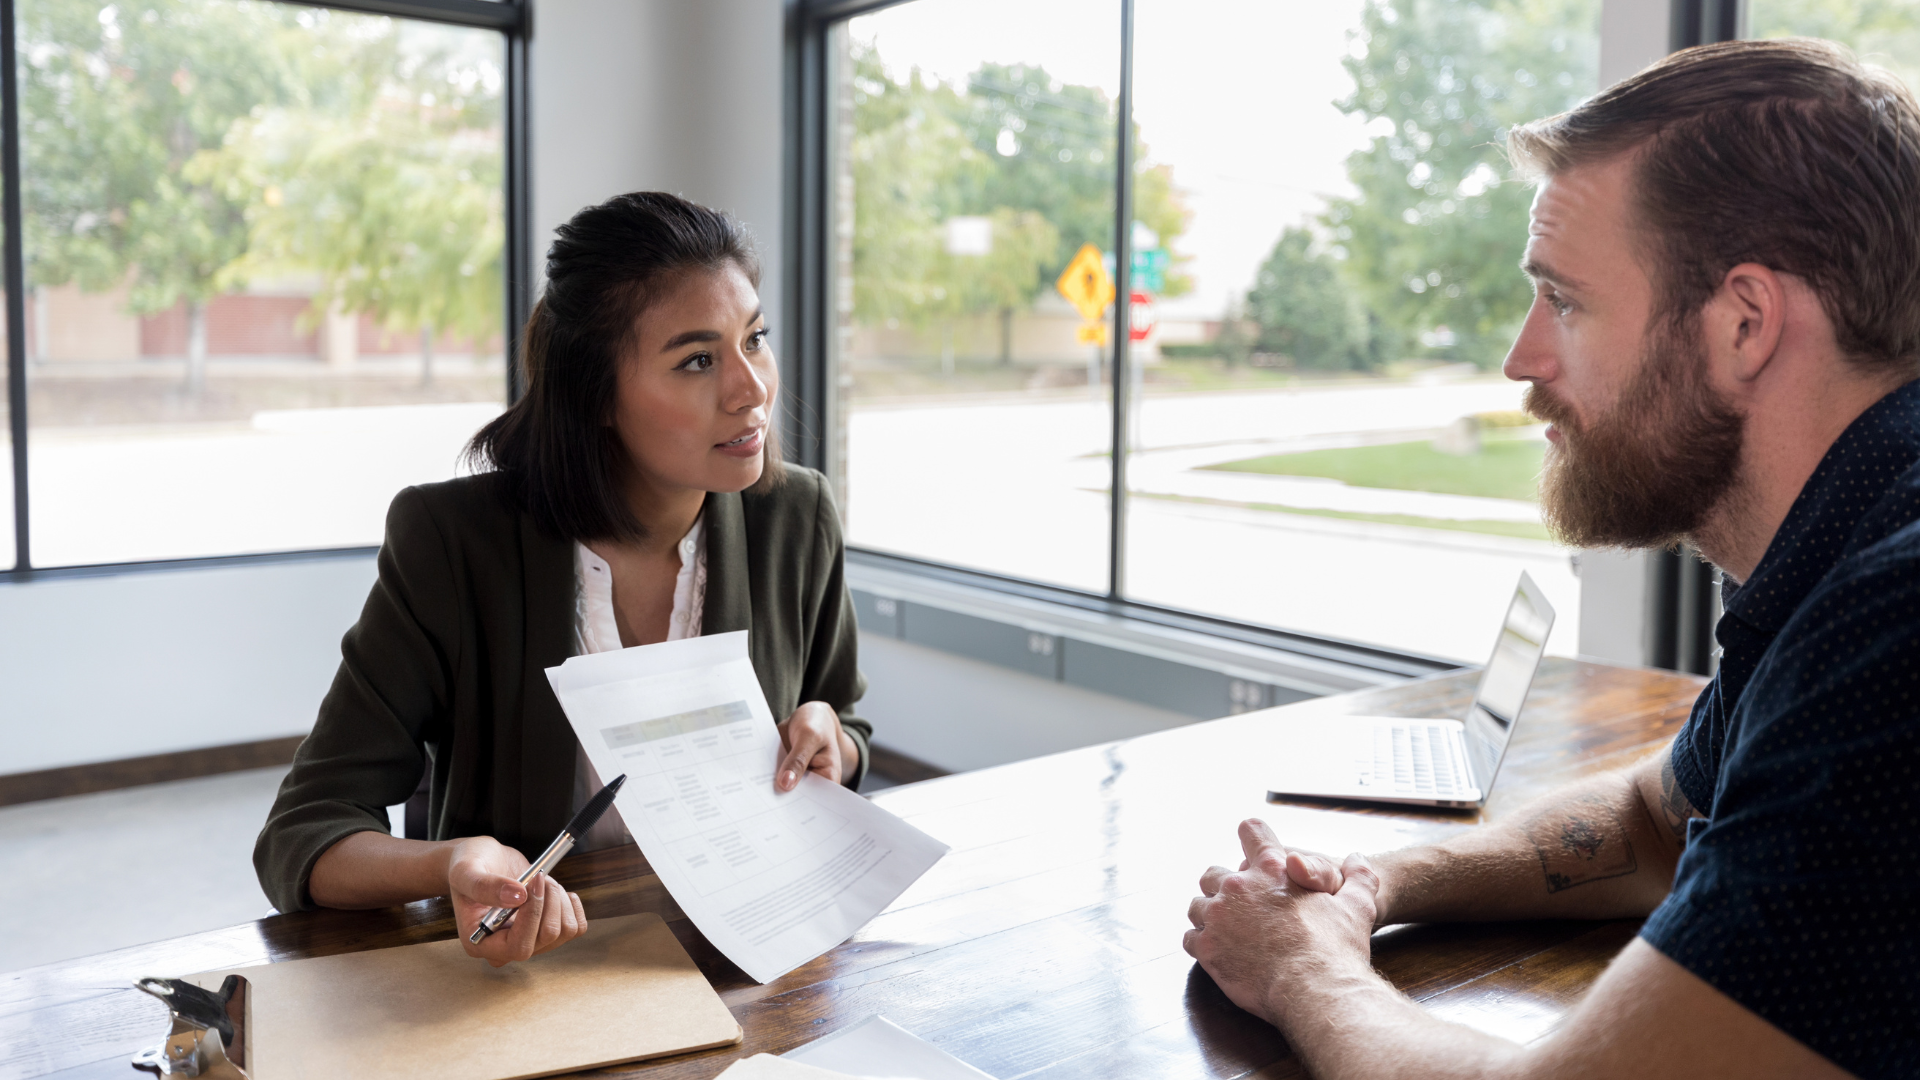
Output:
[20, 0, 308, 390]
[956, 61, 1191, 294]
[1749, 0, 1920, 92]
[197, 33, 504, 385]
[848, 42, 1192, 356]
[21, 0, 504, 389]
[846, 54, 990, 331]
[954, 62, 1117, 276]
[1245, 226, 1378, 370]
[1321, 0, 1598, 367]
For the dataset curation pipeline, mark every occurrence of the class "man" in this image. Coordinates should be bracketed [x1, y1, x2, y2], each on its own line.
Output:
[1184, 38, 1919, 1080]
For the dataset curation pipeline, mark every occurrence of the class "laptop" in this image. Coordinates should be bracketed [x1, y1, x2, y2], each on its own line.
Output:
[1268, 571, 1556, 809]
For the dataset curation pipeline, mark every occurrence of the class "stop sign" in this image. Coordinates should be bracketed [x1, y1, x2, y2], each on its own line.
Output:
[1128, 290, 1157, 343]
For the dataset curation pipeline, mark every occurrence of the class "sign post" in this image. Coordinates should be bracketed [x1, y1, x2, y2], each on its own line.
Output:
[1056, 243, 1115, 394]
[1127, 290, 1156, 343]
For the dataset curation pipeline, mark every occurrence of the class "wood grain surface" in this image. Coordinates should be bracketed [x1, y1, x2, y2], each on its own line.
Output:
[0, 658, 1705, 1080]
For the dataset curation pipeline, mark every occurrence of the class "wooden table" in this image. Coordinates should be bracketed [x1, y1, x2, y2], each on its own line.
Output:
[3, 658, 1706, 1080]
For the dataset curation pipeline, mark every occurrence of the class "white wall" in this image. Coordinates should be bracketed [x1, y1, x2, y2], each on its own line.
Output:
[531, 0, 785, 322]
[1, 557, 375, 774]
[1601, 0, 1673, 85]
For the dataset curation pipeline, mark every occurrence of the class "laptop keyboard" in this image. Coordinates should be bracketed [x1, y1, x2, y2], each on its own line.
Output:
[1371, 724, 1468, 798]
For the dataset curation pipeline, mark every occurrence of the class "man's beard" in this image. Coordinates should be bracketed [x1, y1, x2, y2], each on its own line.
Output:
[1526, 315, 1746, 550]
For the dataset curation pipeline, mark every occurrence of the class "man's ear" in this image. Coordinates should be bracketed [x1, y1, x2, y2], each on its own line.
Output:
[1709, 262, 1787, 384]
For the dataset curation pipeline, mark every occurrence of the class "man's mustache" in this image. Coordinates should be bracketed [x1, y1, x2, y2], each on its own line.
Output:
[1523, 384, 1581, 436]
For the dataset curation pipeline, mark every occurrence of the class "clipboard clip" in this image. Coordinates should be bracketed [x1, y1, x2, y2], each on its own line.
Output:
[129, 975, 251, 1079]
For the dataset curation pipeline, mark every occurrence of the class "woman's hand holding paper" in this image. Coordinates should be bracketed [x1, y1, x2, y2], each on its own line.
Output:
[448, 836, 589, 967]
[775, 701, 859, 790]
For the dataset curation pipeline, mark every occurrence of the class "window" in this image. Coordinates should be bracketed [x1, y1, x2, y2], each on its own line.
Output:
[2, 265, 12, 569]
[829, 0, 1120, 593]
[9, 0, 517, 569]
[1747, 0, 1920, 92]
[825, 0, 1593, 662]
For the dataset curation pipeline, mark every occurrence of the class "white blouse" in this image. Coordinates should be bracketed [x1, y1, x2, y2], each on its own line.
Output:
[567, 513, 707, 852]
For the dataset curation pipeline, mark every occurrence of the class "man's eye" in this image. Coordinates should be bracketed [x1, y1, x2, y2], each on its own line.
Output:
[1542, 288, 1572, 315]
[677, 352, 714, 371]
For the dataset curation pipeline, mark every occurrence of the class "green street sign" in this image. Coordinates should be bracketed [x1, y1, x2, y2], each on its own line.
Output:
[1131, 248, 1169, 294]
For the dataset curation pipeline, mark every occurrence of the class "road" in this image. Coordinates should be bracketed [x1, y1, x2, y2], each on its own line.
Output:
[845, 375, 1579, 662]
[6, 372, 1579, 663]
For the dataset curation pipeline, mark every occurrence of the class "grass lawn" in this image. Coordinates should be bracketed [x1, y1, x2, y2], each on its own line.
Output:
[1135, 492, 1555, 542]
[1204, 436, 1546, 502]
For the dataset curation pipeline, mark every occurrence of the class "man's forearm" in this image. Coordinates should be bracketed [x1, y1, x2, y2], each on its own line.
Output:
[1272, 960, 1523, 1080]
[1371, 757, 1684, 926]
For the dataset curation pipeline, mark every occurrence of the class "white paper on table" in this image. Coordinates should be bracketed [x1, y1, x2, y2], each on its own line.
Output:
[782, 1015, 997, 1080]
[548, 631, 949, 984]
[717, 1054, 862, 1080]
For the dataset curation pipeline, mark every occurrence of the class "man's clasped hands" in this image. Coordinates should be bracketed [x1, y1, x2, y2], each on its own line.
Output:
[1184, 819, 1382, 1029]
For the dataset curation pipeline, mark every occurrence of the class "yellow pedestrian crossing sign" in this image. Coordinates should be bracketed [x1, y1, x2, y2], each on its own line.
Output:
[1056, 243, 1115, 324]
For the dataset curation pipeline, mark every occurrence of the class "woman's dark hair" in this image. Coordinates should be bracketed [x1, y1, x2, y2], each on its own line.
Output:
[466, 191, 781, 542]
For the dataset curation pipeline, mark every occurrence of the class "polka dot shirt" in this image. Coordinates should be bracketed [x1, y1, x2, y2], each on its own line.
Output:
[1642, 379, 1920, 1079]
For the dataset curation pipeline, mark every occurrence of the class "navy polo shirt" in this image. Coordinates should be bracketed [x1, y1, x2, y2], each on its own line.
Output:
[1640, 379, 1920, 1078]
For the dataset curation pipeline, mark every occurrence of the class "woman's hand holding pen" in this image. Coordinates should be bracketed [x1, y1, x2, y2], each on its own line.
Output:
[775, 701, 859, 790]
[447, 836, 588, 967]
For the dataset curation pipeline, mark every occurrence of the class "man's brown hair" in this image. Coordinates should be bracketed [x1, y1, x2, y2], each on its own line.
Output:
[1509, 38, 1920, 373]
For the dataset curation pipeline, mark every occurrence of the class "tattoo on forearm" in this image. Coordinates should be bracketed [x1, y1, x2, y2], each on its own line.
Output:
[1524, 794, 1638, 894]
[1658, 756, 1698, 845]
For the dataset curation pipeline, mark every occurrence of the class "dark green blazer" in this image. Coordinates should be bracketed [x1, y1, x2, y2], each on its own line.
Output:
[254, 466, 871, 913]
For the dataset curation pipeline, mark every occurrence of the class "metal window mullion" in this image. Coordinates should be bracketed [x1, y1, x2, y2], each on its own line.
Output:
[274, 0, 521, 32]
[1670, 0, 1744, 51]
[4, 0, 27, 572]
[786, 6, 831, 473]
[504, 12, 530, 402]
[1105, 0, 1135, 600]
[1643, 0, 1742, 673]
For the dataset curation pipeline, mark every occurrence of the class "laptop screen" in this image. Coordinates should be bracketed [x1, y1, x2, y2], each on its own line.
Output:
[1462, 571, 1555, 785]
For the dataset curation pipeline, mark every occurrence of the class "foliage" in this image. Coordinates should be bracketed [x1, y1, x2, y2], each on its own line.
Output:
[1158, 342, 1220, 359]
[1205, 435, 1547, 502]
[21, 0, 298, 311]
[196, 30, 504, 343]
[1244, 226, 1381, 370]
[1749, 0, 1920, 93]
[1316, 0, 1598, 368]
[848, 41, 1190, 333]
[954, 61, 1120, 271]
[20, 0, 503, 342]
[1212, 303, 1255, 366]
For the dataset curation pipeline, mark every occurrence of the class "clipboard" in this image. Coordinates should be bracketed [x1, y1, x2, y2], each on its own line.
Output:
[185, 912, 739, 1080]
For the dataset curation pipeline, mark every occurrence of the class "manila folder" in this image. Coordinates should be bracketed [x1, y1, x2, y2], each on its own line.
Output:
[190, 912, 740, 1080]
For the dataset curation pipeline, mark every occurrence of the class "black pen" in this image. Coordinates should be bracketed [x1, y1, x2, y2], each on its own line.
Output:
[468, 773, 626, 944]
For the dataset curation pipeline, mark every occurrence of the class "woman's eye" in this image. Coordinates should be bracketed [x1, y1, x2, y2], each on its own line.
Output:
[677, 352, 714, 372]
[747, 329, 768, 350]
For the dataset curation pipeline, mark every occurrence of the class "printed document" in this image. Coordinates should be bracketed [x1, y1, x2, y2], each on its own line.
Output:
[784, 1014, 998, 1079]
[549, 631, 948, 983]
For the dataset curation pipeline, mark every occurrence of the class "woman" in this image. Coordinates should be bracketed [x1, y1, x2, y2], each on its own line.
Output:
[254, 192, 869, 967]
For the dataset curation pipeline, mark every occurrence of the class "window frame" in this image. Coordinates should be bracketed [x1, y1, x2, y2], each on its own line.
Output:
[786, 0, 1472, 682]
[0, 0, 531, 580]
[787, 0, 1748, 683]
